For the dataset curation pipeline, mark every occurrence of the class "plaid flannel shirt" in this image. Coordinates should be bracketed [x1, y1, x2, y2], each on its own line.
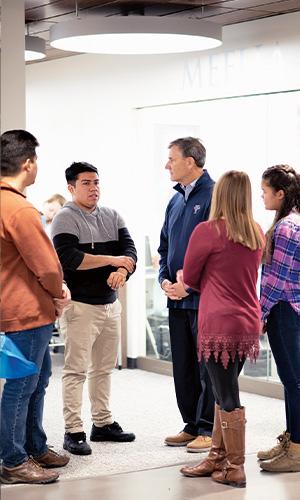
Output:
[260, 211, 300, 320]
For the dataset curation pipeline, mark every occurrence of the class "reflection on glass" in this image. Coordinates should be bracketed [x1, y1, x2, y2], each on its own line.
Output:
[141, 89, 300, 384]
[144, 239, 280, 380]
[244, 335, 270, 379]
[243, 335, 279, 382]
[145, 236, 172, 361]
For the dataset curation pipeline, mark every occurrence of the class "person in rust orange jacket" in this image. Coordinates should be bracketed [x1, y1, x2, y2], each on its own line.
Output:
[0, 130, 70, 485]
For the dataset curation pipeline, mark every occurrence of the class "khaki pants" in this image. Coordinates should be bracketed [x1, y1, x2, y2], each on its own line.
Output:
[59, 299, 121, 433]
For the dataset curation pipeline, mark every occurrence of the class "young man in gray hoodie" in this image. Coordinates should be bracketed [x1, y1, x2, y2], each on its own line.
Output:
[52, 162, 137, 455]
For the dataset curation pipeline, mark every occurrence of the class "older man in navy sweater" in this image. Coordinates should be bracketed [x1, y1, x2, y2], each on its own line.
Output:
[158, 137, 215, 452]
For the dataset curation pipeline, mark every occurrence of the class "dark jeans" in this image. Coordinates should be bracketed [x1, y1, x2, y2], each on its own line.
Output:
[267, 301, 300, 443]
[168, 309, 214, 436]
[0, 324, 53, 467]
[205, 355, 245, 412]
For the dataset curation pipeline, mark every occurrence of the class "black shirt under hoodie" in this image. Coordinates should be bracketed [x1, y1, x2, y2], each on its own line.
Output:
[51, 202, 137, 305]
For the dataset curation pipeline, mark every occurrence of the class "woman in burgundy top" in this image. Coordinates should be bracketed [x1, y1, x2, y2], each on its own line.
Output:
[180, 171, 265, 488]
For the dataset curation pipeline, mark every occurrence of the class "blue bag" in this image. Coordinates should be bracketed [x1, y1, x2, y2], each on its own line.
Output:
[0, 334, 38, 379]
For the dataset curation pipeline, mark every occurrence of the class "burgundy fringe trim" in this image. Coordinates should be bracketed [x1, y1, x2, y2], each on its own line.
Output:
[198, 338, 260, 369]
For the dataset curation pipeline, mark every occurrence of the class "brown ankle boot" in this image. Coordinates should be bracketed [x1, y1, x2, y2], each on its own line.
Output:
[257, 431, 290, 461]
[212, 407, 246, 488]
[260, 441, 300, 472]
[180, 404, 225, 477]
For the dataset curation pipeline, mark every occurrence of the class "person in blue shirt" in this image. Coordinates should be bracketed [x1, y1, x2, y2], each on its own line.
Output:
[158, 137, 215, 452]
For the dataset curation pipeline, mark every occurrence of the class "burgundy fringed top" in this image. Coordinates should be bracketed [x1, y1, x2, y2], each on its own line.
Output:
[183, 219, 264, 368]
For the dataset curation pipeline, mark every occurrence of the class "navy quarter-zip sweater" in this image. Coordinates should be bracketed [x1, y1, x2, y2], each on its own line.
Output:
[158, 170, 214, 310]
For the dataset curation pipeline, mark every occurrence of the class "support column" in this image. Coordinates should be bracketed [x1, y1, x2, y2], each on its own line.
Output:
[0, 0, 25, 398]
[1, 0, 26, 132]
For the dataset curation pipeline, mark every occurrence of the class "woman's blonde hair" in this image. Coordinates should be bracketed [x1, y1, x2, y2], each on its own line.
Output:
[209, 170, 264, 250]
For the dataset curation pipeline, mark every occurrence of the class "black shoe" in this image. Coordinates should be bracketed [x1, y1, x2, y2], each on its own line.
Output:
[63, 432, 92, 455]
[90, 421, 136, 442]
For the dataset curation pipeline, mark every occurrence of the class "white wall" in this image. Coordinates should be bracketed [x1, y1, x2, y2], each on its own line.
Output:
[26, 12, 300, 358]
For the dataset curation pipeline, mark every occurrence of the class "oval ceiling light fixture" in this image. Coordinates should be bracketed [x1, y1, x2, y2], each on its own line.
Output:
[50, 16, 222, 55]
[25, 35, 46, 61]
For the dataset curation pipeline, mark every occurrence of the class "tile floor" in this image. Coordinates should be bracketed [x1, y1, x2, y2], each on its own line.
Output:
[2, 454, 300, 500]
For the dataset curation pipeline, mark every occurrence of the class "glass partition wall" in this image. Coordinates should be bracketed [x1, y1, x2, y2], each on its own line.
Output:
[137, 89, 300, 394]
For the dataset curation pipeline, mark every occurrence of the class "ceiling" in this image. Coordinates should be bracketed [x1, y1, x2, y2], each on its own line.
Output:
[25, 0, 300, 62]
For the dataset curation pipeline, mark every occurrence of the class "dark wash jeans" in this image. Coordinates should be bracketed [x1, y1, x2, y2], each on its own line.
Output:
[0, 324, 53, 467]
[267, 301, 300, 443]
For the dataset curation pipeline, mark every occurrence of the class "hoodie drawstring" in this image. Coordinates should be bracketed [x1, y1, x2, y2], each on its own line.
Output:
[79, 210, 95, 249]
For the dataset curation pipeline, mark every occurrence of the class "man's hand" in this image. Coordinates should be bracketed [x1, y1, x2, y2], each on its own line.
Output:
[161, 279, 188, 300]
[169, 282, 189, 299]
[110, 256, 135, 273]
[107, 271, 126, 290]
[54, 282, 71, 318]
[176, 269, 184, 284]
[161, 279, 180, 300]
[175, 269, 190, 298]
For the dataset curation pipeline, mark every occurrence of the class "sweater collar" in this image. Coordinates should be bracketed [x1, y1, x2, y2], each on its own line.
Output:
[173, 170, 212, 196]
[0, 181, 26, 198]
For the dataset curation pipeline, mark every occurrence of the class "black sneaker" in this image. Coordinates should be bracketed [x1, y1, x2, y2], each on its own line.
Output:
[63, 432, 92, 455]
[90, 421, 135, 442]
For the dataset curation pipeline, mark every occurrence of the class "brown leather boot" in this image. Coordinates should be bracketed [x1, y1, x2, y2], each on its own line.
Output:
[212, 407, 246, 488]
[180, 404, 225, 477]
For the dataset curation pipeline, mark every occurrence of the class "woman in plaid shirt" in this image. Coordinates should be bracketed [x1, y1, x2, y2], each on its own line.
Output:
[259, 164, 300, 473]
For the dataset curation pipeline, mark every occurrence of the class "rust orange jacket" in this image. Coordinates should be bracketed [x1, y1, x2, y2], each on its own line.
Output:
[0, 181, 63, 332]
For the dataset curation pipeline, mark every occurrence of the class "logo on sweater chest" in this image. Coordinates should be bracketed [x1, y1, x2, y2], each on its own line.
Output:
[193, 204, 201, 214]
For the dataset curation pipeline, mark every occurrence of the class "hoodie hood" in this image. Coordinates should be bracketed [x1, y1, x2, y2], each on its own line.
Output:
[62, 201, 100, 216]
